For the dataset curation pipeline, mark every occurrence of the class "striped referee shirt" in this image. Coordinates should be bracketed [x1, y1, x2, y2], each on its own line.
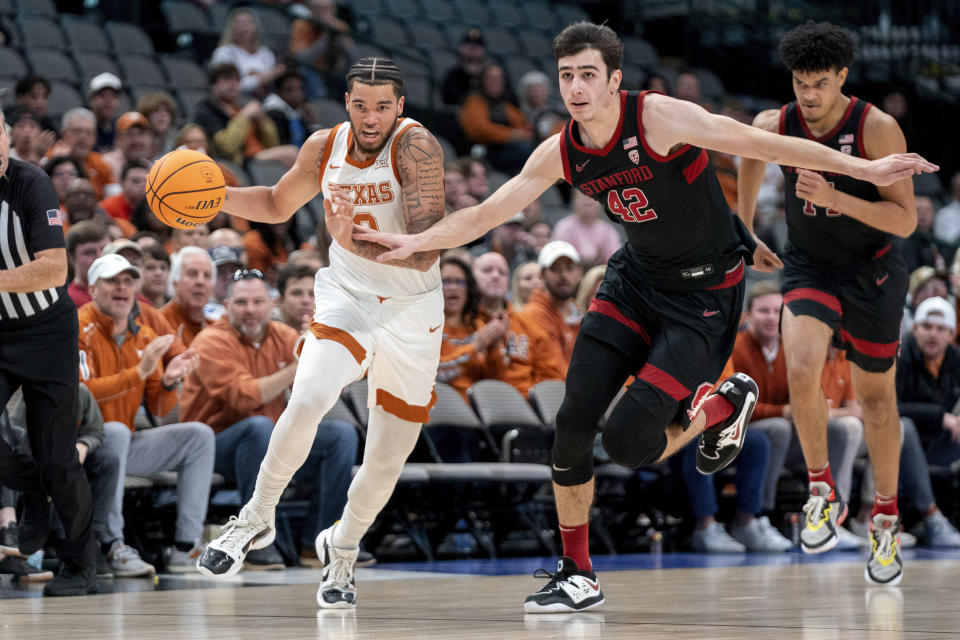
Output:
[0, 158, 70, 328]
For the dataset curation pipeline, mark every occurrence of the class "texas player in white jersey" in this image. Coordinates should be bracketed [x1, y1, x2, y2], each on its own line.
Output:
[196, 58, 447, 609]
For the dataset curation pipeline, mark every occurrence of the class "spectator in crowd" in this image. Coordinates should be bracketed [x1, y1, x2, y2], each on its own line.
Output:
[6, 109, 51, 165]
[645, 73, 670, 95]
[66, 221, 111, 308]
[509, 260, 541, 311]
[180, 270, 359, 569]
[11, 75, 59, 134]
[48, 108, 118, 200]
[274, 263, 315, 332]
[682, 359, 793, 553]
[459, 64, 534, 174]
[46, 157, 84, 211]
[288, 0, 356, 99]
[161, 247, 216, 347]
[730, 282, 863, 542]
[436, 254, 506, 402]
[207, 243, 247, 320]
[136, 91, 179, 157]
[472, 214, 537, 271]
[575, 265, 606, 315]
[528, 221, 552, 255]
[194, 63, 296, 168]
[934, 173, 960, 246]
[211, 8, 285, 99]
[287, 248, 326, 272]
[552, 191, 622, 268]
[77, 254, 213, 573]
[99, 160, 150, 226]
[442, 29, 487, 106]
[443, 161, 478, 214]
[87, 73, 122, 153]
[902, 266, 953, 341]
[62, 178, 128, 238]
[521, 241, 583, 370]
[244, 220, 294, 285]
[473, 252, 564, 396]
[517, 71, 564, 144]
[102, 113, 154, 182]
[208, 227, 249, 263]
[140, 242, 171, 309]
[896, 195, 951, 274]
[673, 71, 703, 106]
[264, 72, 316, 147]
[457, 156, 491, 203]
[170, 225, 211, 255]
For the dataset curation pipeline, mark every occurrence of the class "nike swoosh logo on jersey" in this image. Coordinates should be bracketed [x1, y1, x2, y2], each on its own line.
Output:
[703, 309, 720, 317]
[329, 164, 342, 169]
[576, 160, 591, 172]
[552, 464, 573, 472]
[429, 325, 441, 332]
[876, 274, 889, 286]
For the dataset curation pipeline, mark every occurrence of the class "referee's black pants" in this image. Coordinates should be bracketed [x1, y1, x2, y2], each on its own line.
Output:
[0, 305, 96, 569]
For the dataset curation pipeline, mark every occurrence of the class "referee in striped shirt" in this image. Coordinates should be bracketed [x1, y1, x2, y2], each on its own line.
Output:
[0, 109, 97, 595]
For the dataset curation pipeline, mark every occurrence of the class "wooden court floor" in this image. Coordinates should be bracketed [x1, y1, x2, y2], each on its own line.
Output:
[2, 558, 956, 639]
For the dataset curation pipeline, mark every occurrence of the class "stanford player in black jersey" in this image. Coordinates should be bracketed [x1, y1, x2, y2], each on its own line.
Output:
[739, 21, 922, 587]
[358, 22, 937, 612]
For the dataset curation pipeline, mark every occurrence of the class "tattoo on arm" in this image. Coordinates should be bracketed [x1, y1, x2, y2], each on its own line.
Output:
[351, 126, 446, 271]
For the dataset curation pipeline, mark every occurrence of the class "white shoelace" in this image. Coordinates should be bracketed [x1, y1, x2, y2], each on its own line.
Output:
[219, 516, 259, 552]
[326, 551, 355, 587]
[802, 494, 826, 524]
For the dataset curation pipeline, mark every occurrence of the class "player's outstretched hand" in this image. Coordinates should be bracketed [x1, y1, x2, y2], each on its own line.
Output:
[324, 185, 356, 249]
[352, 227, 424, 263]
[751, 237, 783, 273]
[860, 153, 939, 186]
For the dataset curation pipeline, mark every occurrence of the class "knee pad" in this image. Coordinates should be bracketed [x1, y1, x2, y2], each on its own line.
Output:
[551, 396, 603, 486]
[601, 382, 677, 468]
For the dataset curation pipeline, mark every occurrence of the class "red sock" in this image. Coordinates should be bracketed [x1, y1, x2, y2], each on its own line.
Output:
[701, 395, 734, 429]
[807, 464, 835, 492]
[872, 493, 899, 518]
[559, 522, 591, 572]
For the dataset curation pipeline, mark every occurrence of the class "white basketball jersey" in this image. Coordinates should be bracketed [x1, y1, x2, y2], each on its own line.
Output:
[318, 118, 440, 298]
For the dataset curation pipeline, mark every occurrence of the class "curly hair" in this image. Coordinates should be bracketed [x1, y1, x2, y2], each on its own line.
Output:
[779, 21, 855, 73]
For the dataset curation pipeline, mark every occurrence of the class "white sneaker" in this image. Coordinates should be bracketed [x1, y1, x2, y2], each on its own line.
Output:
[315, 524, 359, 609]
[923, 511, 960, 547]
[836, 525, 869, 550]
[196, 507, 275, 577]
[729, 517, 792, 552]
[107, 540, 156, 578]
[691, 522, 746, 553]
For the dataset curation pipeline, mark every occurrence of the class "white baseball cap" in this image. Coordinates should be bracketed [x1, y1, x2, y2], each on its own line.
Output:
[914, 296, 956, 331]
[88, 72, 122, 97]
[88, 254, 141, 287]
[537, 240, 581, 269]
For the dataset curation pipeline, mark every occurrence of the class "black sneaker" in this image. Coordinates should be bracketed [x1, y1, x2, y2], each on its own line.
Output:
[244, 544, 285, 570]
[0, 523, 24, 557]
[0, 554, 54, 582]
[43, 563, 97, 597]
[523, 557, 605, 613]
[696, 373, 758, 475]
[18, 492, 53, 556]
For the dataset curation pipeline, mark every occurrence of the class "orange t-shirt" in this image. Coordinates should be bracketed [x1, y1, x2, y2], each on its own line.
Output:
[477, 303, 565, 397]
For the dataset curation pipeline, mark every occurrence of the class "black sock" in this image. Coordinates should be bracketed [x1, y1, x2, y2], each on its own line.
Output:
[174, 541, 194, 552]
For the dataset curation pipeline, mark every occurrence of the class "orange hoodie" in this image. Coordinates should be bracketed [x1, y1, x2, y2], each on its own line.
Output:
[160, 299, 212, 348]
[730, 329, 789, 420]
[520, 288, 580, 373]
[77, 302, 178, 430]
[478, 302, 565, 397]
[179, 317, 299, 433]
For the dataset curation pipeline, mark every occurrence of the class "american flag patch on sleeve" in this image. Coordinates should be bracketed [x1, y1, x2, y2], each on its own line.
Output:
[839, 134, 854, 144]
[46, 209, 64, 226]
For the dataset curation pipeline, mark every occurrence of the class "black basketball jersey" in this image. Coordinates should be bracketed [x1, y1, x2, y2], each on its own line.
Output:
[560, 90, 752, 291]
[779, 97, 886, 267]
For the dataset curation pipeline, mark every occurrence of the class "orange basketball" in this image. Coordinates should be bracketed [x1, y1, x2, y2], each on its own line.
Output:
[145, 149, 226, 229]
